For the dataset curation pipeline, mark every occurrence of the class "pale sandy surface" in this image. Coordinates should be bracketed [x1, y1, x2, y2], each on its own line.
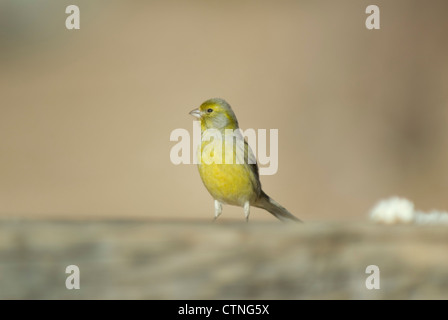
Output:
[1, 219, 447, 299]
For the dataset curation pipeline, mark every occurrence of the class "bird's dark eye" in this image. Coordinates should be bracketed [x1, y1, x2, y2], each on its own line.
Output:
[207, 108, 213, 113]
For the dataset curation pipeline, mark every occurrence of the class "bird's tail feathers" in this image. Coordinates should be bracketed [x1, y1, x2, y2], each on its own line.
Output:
[254, 192, 302, 223]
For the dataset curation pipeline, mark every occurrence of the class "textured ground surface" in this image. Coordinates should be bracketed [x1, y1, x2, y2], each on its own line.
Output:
[0, 219, 447, 299]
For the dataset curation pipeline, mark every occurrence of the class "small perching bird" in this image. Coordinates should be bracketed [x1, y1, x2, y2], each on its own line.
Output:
[189, 98, 301, 223]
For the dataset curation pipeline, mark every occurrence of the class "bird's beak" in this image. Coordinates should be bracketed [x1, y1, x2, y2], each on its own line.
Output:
[189, 108, 202, 119]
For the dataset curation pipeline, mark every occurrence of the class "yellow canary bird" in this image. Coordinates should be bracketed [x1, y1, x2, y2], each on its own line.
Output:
[189, 98, 301, 223]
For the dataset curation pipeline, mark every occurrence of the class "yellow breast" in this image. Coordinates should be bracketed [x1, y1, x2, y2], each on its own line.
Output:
[198, 135, 259, 206]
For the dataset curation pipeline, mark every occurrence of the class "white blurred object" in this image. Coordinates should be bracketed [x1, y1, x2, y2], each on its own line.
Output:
[414, 210, 448, 225]
[369, 197, 448, 225]
[369, 197, 415, 224]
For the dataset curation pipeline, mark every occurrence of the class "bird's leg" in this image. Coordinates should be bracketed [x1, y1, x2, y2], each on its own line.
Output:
[213, 200, 222, 222]
[244, 201, 250, 222]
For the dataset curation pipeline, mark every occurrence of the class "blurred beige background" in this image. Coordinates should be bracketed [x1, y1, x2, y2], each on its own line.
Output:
[1, 0, 447, 222]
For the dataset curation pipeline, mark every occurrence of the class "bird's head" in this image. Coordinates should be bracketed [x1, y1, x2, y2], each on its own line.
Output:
[189, 98, 239, 130]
